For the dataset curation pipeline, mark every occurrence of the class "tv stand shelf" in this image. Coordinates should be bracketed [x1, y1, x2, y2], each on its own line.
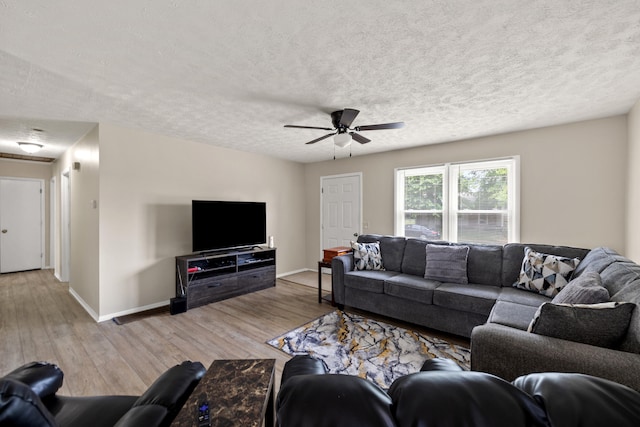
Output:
[176, 247, 276, 310]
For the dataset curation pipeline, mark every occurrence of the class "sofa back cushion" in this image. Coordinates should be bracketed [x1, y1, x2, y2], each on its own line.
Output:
[572, 247, 623, 278]
[378, 236, 407, 272]
[402, 239, 434, 276]
[502, 244, 590, 288]
[463, 244, 503, 287]
[597, 258, 640, 354]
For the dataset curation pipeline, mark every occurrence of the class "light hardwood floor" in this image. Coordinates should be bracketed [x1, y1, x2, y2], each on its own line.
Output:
[1, 269, 469, 398]
[0, 269, 334, 396]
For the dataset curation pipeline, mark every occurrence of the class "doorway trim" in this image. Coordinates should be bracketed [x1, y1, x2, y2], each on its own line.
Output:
[60, 169, 70, 282]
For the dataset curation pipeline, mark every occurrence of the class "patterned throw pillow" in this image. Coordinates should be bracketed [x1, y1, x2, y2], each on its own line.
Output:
[527, 301, 636, 348]
[513, 247, 581, 297]
[351, 241, 384, 271]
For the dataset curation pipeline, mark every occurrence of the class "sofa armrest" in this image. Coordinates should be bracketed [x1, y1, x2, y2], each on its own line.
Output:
[4, 361, 64, 399]
[331, 254, 354, 305]
[471, 323, 640, 392]
[132, 361, 205, 424]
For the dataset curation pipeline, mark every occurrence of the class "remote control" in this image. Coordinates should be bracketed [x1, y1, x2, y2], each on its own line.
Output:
[197, 396, 211, 427]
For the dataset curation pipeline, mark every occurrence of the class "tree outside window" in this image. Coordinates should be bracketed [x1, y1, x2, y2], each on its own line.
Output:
[396, 158, 518, 244]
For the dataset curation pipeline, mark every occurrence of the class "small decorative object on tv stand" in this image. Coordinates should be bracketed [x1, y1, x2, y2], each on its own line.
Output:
[175, 247, 276, 311]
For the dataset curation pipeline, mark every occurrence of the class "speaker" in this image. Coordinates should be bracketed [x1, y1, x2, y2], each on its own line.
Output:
[170, 297, 187, 315]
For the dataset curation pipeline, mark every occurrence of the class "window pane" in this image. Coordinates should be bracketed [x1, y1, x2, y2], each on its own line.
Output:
[457, 212, 508, 244]
[404, 174, 443, 210]
[404, 213, 442, 240]
[458, 168, 508, 210]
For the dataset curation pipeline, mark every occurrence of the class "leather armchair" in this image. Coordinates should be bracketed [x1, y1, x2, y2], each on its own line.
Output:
[277, 355, 640, 427]
[0, 360, 206, 427]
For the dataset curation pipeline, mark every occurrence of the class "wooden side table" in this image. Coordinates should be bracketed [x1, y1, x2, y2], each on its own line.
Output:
[171, 359, 275, 427]
[318, 260, 333, 305]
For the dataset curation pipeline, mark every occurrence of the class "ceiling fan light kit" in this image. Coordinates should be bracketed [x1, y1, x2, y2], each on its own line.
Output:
[17, 142, 44, 154]
[333, 133, 352, 148]
[284, 108, 405, 154]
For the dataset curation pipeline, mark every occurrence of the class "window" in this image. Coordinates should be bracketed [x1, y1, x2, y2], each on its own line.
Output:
[395, 158, 519, 244]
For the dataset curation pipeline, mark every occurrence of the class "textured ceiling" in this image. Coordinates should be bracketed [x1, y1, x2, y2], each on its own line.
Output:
[1, 1, 640, 163]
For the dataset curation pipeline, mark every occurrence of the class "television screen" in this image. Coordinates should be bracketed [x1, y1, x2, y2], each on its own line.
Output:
[192, 200, 266, 252]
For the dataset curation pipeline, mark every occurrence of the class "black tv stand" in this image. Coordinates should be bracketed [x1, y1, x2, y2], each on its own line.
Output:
[176, 247, 276, 310]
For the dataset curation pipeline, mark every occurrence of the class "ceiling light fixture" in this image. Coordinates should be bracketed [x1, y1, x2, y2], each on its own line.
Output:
[334, 133, 352, 148]
[17, 142, 44, 154]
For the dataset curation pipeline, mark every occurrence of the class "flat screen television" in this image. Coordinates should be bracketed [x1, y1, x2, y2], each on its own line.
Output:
[192, 200, 266, 252]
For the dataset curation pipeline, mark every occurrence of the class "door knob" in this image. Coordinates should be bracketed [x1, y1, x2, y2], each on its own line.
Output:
[353, 232, 359, 237]
[1, 229, 7, 234]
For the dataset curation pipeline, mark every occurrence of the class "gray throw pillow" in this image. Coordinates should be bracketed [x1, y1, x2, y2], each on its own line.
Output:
[528, 301, 636, 348]
[551, 271, 609, 305]
[424, 244, 469, 284]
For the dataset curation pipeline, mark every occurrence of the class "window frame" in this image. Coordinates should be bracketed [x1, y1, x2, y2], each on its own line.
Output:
[395, 157, 520, 244]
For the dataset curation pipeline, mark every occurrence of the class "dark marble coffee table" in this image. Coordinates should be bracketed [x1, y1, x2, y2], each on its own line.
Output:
[171, 358, 276, 427]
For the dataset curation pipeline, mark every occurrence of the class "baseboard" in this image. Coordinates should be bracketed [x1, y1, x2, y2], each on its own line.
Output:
[276, 268, 312, 278]
[68, 287, 99, 322]
[98, 300, 170, 323]
[68, 287, 169, 323]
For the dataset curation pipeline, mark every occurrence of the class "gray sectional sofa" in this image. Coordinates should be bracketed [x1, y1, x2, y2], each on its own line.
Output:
[331, 234, 640, 391]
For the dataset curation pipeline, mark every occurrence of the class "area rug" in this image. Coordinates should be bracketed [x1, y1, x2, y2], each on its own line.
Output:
[267, 310, 470, 389]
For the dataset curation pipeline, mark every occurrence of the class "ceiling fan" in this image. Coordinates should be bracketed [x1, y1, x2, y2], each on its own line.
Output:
[284, 108, 405, 147]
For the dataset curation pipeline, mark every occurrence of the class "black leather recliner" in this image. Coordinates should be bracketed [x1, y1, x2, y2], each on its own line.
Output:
[277, 355, 640, 427]
[0, 360, 206, 427]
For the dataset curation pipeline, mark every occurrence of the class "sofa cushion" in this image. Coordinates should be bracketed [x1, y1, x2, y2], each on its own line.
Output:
[572, 247, 622, 278]
[513, 247, 581, 297]
[465, 244, 503, 287]
[378, 236, 407, 272]
[433, 284, 500, 316]
[607, 277, 640, 354]
[551, 272, 609, 305]
[513, 372, 640, 427]
[384, 274, 439, 304]
[388, 371, 548, 427]
[345, 270, 398, 294]
[425, 244, 470, 284]
[401, 239, 429, 276]
[528, 302, 636, 348]
[600, 260, 640, 297]
[352, 241, 384, 271]
[277, 374, 395, 427]
[497, 287, 550, 307]
[502, 243, 589, 288]
[487, 301, 540, 331]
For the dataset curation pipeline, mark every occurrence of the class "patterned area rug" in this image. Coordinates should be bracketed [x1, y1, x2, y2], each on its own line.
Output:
[267, 310, 470, 389]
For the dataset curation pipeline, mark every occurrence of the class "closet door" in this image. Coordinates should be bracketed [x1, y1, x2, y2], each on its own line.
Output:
[0, 178, 43, 273]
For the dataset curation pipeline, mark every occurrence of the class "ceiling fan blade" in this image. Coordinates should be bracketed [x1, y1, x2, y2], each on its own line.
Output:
[305, 133, 335, 145]
[355, 122, 405, 131]
[339, 108, 360, 127]
[350, 132, 371, 144]
[284, 125, 334, 131]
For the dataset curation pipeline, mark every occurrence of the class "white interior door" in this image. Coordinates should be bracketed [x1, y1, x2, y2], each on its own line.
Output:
[321, 173, 362, 255]
[0, 178, 43, 273]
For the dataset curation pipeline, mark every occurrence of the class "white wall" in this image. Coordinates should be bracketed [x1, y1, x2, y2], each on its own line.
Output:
[52, 125, 100, 314]
[304, 115, 628, 267]
[97, 123, 307, 318]
[627, 99, 640, 262]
